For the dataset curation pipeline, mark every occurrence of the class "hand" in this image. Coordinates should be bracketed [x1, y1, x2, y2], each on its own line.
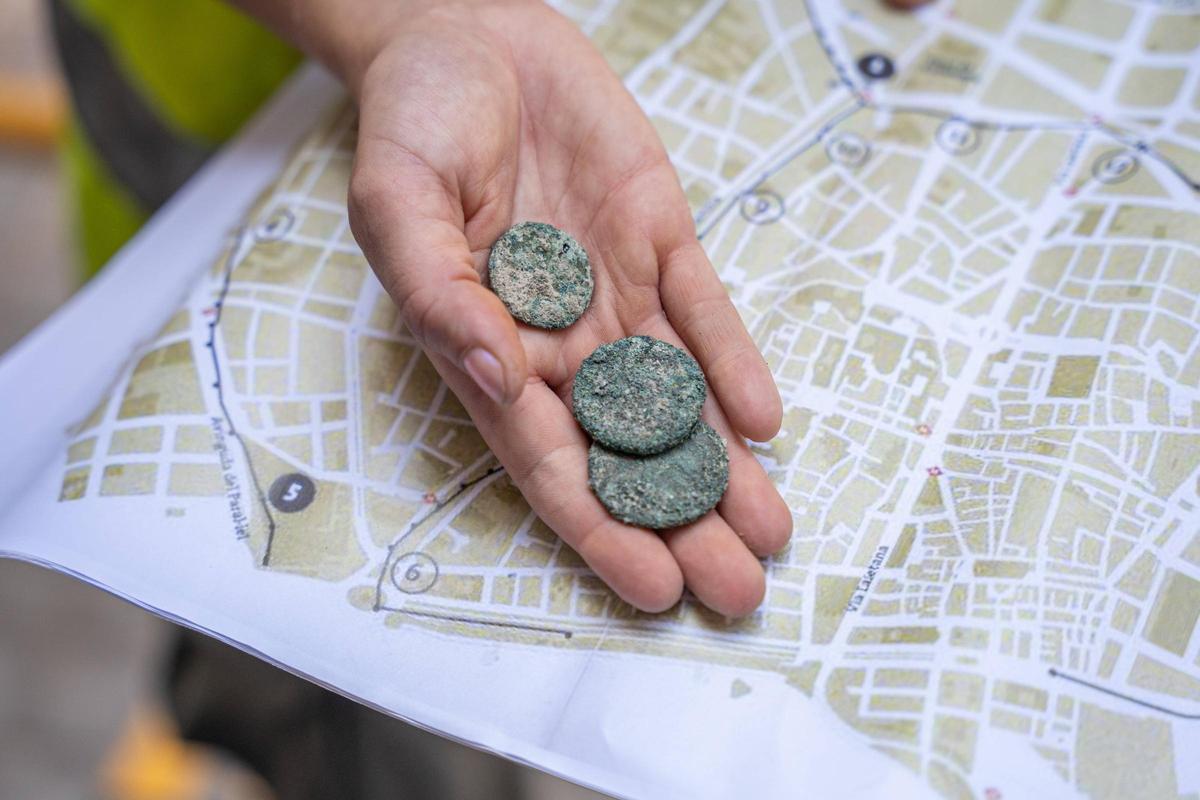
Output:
[345, 1, 794, 616]
[268, 0, 793, 616]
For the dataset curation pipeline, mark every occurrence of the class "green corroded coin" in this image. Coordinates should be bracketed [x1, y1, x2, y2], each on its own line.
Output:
[573, 336, 706, 455]
[588, 421, 728, 529]
[487, 221, 593, 329]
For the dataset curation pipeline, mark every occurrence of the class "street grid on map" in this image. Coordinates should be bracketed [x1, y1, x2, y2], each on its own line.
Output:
[56, 1, 1200, 797]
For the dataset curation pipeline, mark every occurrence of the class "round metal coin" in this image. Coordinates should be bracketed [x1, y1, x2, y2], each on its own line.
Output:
[487, 221, 593, 329]
[572, 336, 706, 455]
[588, 421, 729, 530]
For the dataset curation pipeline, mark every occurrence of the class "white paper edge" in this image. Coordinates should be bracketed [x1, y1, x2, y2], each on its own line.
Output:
[0, 64, 340, 511]
[0, 61, 640, 800]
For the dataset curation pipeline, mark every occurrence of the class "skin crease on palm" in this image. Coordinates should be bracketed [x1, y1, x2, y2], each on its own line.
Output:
[234, 0, 931, 617]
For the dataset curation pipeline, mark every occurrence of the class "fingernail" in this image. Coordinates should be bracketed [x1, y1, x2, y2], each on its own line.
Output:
[463, 348, 508, 405]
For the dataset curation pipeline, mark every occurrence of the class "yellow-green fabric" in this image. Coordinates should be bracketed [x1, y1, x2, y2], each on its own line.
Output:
[68, 0, 301, 146]
[63, 117, 146, 271]
[64, 0, 301, 274]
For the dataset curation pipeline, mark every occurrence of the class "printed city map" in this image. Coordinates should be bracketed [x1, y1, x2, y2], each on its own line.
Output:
[21, 1, 1200, 797]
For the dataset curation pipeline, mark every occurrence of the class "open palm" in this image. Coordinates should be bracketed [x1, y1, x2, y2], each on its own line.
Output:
[347, 1, 791, 616]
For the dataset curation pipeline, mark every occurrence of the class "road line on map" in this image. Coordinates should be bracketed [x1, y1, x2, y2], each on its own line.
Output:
[206, 228, 279, 566]
[371, 465, 505, 611]
[377, 606, 576, 638]
[1048, 668, 1200, 721]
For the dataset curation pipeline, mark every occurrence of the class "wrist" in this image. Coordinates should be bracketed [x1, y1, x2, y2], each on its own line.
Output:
[310, 1, 416, 95]
[298, 0, 547, 96]
[230, 0, 433, 95]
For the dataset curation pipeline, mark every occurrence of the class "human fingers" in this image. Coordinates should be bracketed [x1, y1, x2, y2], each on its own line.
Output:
[660, 513, 766, 618]
[639, 315, 793, 558]
[659, 242, 783, 442]
[348, 138, 527, 406]
[715, 402, 794, 558]
[430, 353, 686, 613]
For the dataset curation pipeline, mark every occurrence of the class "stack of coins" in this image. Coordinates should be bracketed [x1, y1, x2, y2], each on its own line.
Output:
[573, 336, 728, 529]
[487, 221, 728, 529]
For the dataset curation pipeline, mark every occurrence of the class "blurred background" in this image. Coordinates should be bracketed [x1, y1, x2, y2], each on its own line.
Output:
[0, 0, 603, 796]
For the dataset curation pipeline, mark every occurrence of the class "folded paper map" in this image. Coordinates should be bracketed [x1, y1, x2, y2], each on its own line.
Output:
[2, 2, 1199, 798]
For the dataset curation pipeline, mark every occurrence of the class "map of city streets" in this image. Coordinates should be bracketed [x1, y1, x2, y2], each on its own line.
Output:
[57, 2, 1200, 797]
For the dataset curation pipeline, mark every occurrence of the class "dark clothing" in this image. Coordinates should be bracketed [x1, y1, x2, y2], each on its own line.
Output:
[167, 634, 523, 799]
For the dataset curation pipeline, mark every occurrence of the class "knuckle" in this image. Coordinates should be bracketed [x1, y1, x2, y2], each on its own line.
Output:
[705, 340, 761, 380]
[678, 296, 737, 341]
[347, 167, 396, 225]
[396, 274, 489, 355]
[519, 442, 575, 498]
[396, 284, 442, 345]
[662, 241, 710, 287]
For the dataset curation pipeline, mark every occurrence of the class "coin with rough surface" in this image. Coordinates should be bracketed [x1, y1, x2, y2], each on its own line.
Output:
[572, 336, 706, 455]
[487, 221, 593, 329]
[588, 421, 729, 529]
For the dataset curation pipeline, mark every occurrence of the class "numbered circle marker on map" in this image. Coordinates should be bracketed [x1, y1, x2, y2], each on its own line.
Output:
[825, 133, 871, 167]
[856, 53, 895, 81]
[268, 473, 315, 513]
[391, 552, 438, 594]
[1092, 150, 1139, 184]
[738, 189, 785, 225]
[256, 207, 295, 242]
[936, 119, 979, 155]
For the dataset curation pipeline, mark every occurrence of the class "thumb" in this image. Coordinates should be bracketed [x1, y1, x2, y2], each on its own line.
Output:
[348, 156, 527, 407]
